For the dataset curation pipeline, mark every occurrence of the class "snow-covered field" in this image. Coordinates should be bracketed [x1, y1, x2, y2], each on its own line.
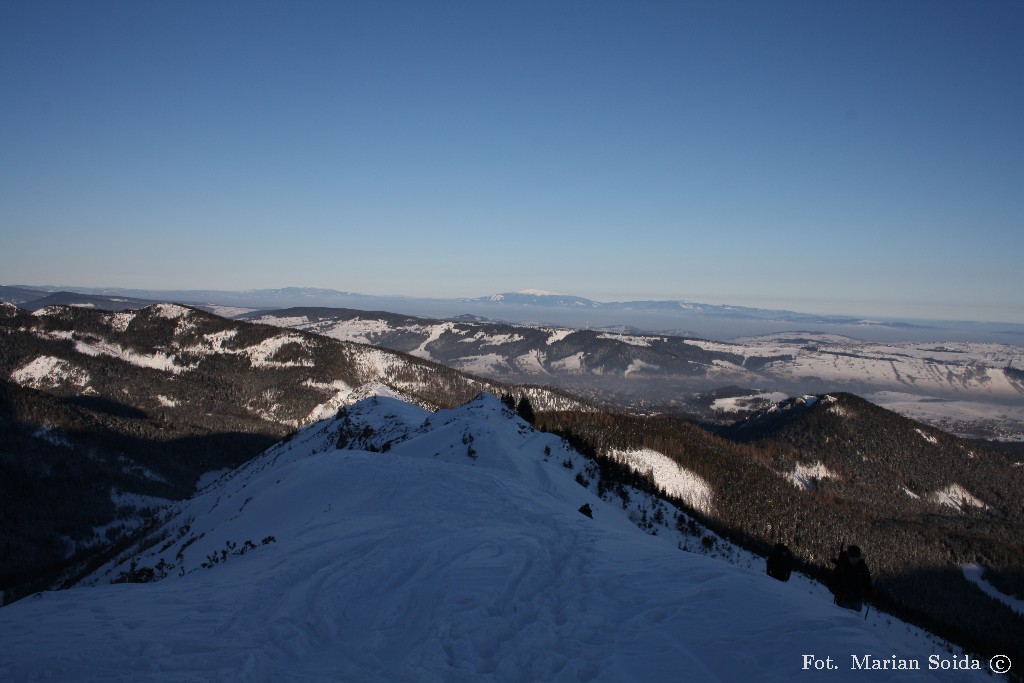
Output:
[0, 394, 993, 682]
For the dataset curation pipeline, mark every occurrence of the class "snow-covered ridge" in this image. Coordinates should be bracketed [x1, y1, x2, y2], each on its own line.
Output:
[0, 393, 985, 682]
[24, 306, 322, 377]
[597, 332, 663, 347]
[50, 326, 315, 375]
[317, 316, 394, 341]
[151, 303, 191, 319]
[460, 331, 525, 346]
[30, 306, 70, 318]
[712, 391, 789, 413]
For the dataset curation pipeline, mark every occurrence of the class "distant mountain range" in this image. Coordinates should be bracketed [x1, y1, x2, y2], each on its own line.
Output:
[2, 284, 856, 321]
[6, 284, 1023, 344]
[4, 287, 1023, 438]
[477, 289, 862, 323]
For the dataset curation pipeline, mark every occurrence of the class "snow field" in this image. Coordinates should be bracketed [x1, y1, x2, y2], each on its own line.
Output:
[787, 462, 840, 491]
[927, 484, 988, 512]
[513, 349, 548, 374]
[456, 353, 510, 375]
[607, 448, 714, 515]
[596, 332, 662, 347]
[10, 355, 90, 389]
[550, 351, 585, 373]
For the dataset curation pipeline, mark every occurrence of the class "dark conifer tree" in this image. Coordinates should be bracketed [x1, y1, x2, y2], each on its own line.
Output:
[516, 396, 535, 424]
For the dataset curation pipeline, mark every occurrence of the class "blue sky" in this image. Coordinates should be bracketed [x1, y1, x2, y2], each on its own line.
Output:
[2, 1, 1022, 323]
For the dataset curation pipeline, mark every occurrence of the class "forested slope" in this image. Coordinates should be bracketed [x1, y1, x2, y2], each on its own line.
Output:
[536, 393, 1024, 662]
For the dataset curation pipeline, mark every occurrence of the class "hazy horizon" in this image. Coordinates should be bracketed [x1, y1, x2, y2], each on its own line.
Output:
[8, 283, 1024, 343]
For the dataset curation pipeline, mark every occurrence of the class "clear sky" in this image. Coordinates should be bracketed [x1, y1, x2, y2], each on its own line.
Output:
[2, 0, 1022, 323]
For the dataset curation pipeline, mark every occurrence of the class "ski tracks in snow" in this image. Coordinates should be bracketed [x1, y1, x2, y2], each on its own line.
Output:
[208, 449, 610, 683]
[434, 518, 603, 682]
[327, 470, 607, 682]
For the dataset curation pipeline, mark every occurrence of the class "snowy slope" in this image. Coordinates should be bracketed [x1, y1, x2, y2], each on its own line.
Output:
[0, 395, 992, 682]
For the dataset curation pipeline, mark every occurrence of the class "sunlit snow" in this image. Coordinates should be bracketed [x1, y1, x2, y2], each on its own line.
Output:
[608, 447, 714, 514]
[10, 355, 90, 389]
[787, 462, 840, 491]
[928, 484, 987, 512]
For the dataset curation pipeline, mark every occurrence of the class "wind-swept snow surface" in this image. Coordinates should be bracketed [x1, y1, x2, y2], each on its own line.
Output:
[0, 396, 989, 682]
